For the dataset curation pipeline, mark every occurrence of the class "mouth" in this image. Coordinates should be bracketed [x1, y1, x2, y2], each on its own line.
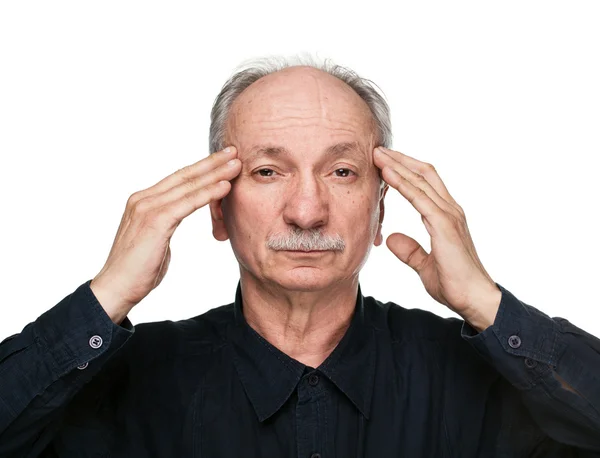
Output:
[281, 250, 329, 254]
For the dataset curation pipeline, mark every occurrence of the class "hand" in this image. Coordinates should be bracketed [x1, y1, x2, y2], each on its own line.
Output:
[373, 146, 501, 330]
[90, 147, 242, 323]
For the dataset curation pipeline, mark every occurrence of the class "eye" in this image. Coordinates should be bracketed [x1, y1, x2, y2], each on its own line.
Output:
[333, 168, 355, 178]
[256, 168, 275, 177]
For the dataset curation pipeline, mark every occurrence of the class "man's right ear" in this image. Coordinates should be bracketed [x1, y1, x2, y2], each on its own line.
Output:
[209, 199, 230, 241]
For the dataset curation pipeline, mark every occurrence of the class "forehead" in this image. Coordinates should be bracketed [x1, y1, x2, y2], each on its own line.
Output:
[226, 66, 376, 153]
[244, 140, 371, 171]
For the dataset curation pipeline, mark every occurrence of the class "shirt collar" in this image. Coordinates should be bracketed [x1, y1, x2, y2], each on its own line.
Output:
[227, 281, 376, 423]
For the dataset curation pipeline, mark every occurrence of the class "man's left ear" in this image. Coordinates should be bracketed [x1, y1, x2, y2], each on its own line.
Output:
[209, 199, 230, 241]
[374, 184, 389, 247]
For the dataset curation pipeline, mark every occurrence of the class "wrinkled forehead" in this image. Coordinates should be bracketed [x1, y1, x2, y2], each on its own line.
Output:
[225, 67, 377, 157]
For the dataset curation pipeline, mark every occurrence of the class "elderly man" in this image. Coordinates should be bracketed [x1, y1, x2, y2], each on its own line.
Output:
[1, 57, 599, 458]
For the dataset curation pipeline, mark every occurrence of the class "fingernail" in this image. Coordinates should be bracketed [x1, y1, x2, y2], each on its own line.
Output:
[223, 147, 231, 153]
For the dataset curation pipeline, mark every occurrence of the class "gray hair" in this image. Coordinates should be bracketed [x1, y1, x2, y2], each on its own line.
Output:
[208, 54, 392, 155]
[266, 227, 346, 252]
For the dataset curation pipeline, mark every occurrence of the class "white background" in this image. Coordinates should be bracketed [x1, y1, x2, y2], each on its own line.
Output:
[1, 1, 599, 340]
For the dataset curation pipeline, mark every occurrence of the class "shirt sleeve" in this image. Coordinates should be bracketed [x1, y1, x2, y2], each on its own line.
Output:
[460, 282, 600, 452]
[0, 279, 135, 457]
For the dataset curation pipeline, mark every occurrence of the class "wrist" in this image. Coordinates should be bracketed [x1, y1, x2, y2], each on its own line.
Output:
[463, 285, 502, 333]
[90, 278, 132, 326]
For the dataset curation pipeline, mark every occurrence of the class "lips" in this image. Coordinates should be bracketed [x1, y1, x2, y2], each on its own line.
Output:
[283, 250, 327, 254]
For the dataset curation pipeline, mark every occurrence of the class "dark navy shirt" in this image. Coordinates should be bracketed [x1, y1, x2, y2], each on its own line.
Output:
[1, 279, 599, 457]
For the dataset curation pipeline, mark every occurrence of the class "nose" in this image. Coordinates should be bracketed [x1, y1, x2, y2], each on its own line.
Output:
[282, 172, 329, 230]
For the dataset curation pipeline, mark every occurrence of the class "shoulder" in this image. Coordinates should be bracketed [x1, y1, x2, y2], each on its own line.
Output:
[123, 302, 235, 361]
[364, 295, 497, 379]
[364, 294, 464, 343]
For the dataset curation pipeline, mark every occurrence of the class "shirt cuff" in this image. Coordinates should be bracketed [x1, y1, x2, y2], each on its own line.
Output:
[460, 282, 566, 390]
[33, 279, 135, 377]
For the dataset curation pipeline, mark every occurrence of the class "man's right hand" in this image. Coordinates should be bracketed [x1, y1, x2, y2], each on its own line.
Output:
[90, 146, 241, 324]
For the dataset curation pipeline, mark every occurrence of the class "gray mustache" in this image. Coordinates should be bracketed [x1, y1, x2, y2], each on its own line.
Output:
[266, 228, 345, 252]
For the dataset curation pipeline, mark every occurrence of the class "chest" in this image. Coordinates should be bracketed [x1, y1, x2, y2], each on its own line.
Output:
[52, 341, 541, 458]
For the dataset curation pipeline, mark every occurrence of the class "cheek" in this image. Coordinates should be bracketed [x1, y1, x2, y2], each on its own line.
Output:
[333, 186, 376, 215]
[225, 183, 279, 235]
[332, 188, 379, 240]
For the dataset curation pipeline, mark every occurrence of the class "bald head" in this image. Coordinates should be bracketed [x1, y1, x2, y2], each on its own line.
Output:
[224, 66, 378, 166]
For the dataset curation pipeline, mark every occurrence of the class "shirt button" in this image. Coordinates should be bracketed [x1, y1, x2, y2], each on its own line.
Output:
[89, 335, 103, 349]
[524, 358, 537, 369]
[308, 374, 319, 386]
[310, 453, 321, 458]
[77, 362, 89, 370]
[508, 335, 521, 349]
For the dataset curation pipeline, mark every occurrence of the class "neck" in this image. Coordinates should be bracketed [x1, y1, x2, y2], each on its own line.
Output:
[239, 271, 359, 369]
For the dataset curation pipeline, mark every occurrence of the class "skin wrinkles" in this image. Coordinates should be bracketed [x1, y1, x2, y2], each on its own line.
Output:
[249, 118, 361, 134]
[234, 117, 366, 139]
[245, 141, 370, 171]
[209, 66, 386, 368]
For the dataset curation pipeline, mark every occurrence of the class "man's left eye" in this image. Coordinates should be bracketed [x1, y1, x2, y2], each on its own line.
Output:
[333, 168, 354, 178]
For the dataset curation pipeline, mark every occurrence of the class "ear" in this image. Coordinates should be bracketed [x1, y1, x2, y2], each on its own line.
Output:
[374, 184, 389, 247]
[209, 198, 230, 241]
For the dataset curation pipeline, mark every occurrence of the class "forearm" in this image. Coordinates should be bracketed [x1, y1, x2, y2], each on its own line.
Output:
[0, 280, 134, 455]
[461, 282, 600, 451]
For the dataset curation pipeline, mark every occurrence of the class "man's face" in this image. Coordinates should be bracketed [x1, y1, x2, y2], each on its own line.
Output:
[210, 66, 386, 292]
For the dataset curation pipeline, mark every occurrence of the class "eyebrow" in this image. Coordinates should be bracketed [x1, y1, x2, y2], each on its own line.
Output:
[246, 141, 368, 166]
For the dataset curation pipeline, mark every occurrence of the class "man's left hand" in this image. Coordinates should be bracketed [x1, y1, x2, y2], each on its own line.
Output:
[373, 146, 502, 332]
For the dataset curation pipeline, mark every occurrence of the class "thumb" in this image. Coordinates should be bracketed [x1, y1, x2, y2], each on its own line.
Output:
[386, 232, 428, 273]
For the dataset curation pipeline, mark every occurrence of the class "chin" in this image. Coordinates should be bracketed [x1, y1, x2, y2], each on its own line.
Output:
[268, 267, 340, 292]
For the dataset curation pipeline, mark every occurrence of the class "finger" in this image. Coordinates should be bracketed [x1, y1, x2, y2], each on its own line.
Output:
[375, 148, 453, 213]
[380, 165, 446, 235]
[386, 232, 429, 273]
[164, 179, 235, 228]
[374, 146, 459, 207]
[148, 157, 242, 209]
[135, 146, 238, 199]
